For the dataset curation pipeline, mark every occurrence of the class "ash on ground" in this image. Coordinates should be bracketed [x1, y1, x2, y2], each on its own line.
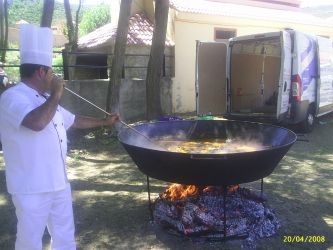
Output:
[153, 187, 280, 248]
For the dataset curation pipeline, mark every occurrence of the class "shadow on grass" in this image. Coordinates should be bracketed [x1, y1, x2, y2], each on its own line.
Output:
[255, 136, 333, 249]
[1, 121, 333, 249]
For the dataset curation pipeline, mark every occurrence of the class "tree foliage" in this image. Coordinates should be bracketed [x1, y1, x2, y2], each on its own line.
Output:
[79, 3, 110, 36]
[7, 0, 110, 36]
[8, 0, 76, 26]
[8, 0, 43, 25]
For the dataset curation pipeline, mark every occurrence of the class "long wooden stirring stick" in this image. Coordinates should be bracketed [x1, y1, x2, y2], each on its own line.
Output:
[64, 86, 163, 147]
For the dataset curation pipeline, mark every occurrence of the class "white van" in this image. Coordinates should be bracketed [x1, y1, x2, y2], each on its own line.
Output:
[195, 30, 333, 132]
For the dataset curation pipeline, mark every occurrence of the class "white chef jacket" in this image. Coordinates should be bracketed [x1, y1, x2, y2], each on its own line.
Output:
[0, 82, 75, 194]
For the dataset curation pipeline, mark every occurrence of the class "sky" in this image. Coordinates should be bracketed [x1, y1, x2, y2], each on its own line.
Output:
[300, 0, 333, 7]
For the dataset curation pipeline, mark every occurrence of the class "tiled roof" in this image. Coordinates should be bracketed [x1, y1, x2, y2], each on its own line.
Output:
[170, 0, 333, 27]
[78, 13, 174, 50]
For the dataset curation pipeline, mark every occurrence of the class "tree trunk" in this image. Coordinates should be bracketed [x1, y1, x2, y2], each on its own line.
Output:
[106, 0, 132, 113]
[74, 0, 82, 46]
[64, 0, 75, 45]
[0, 0, 4, 61]
[0, 0, 8, 62]
[146, 0, 169, 120]
[64, 0, 82, 80]
[3, 0, 8, 61]
[0, 0, 4, 59]
[41, 0, 55, 27]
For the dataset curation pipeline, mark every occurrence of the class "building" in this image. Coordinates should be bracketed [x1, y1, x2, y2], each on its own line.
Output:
[74, 12, 174, 80]
[8, 20, 68, 47]
[167, 0, 333, 113]
[75, 0, 333, 115]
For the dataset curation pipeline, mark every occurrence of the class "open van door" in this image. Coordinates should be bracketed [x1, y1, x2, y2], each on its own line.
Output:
[195, 41, 228, 116]
[277, 31, 292, 120]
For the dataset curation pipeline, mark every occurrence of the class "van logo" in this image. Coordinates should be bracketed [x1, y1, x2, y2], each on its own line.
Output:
[300, 36, 317, 92]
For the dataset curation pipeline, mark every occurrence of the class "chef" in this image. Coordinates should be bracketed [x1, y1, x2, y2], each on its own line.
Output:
[0, 24, 119, 250]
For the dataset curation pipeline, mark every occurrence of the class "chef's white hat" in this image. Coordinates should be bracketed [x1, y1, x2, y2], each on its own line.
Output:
[20, 24, 53, 67]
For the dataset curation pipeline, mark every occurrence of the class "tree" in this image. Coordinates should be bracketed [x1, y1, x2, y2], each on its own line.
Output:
[64, 0, 75, 45]
[64, 0, 82, 50]
[8, 0, 43, 25]
[41, 0, 55, 27]
[63, 0, 82, 80]
[0, 0, 9, 62]
[79, 3, 110, 36]
[106, 0, 132, 113]
[146, 0, 169, 120]
[8, 0, 77, 27]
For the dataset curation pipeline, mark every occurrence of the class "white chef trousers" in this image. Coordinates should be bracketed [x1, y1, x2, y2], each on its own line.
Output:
[11, 183, 76, 250]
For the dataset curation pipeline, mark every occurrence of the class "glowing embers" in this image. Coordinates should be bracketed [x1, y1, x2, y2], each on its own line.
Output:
[154, 185, 280, 248]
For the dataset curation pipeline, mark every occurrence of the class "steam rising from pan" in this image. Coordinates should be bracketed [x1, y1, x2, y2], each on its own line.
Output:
[118, 120, 297, 186]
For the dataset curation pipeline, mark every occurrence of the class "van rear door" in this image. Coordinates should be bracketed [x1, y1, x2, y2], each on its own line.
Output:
[277, 30, 292, 120]
[195, 41, 228, 116]
[316, 36, 333, 115]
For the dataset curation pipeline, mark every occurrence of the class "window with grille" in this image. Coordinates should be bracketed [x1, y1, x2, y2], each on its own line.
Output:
[214, 28, 236, 41]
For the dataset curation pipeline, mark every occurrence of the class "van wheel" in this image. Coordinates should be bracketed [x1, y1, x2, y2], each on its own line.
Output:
[299, 106, 316, 133]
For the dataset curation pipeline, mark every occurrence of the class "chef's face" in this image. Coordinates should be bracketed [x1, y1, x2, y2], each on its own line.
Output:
[41, 66, 53, 90]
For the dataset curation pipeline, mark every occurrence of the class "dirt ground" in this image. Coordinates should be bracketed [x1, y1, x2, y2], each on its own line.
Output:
[0, 116, 333, 250]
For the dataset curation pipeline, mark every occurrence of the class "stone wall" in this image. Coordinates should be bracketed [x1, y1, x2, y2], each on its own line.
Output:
[61, 78, 173, 122]
[73, 45, 174, 80]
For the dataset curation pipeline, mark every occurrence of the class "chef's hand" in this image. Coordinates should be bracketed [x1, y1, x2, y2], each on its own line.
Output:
[50, 74, 64, 100]
[104, 113, 120, 126]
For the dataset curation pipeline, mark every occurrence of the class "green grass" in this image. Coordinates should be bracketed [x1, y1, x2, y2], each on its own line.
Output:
[0, 122, 333, 249]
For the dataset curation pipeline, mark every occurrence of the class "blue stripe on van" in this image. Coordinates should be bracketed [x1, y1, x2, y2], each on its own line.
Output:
[300, 36, 317, 91]
[301, 37, 312, 61]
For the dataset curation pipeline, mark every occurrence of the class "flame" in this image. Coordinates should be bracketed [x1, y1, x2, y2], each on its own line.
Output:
[161, 184, 240, 201]
[161, 184, 199, 201]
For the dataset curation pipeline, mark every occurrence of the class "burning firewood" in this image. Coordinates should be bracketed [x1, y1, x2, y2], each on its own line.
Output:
[181, 202, 196, 225]
[153, 185, 280, 248]
[161, 184, 199, 201]
[184, 225, 211, 236]
[194, 207, 224, 229]
[154, 201, 184, 232]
